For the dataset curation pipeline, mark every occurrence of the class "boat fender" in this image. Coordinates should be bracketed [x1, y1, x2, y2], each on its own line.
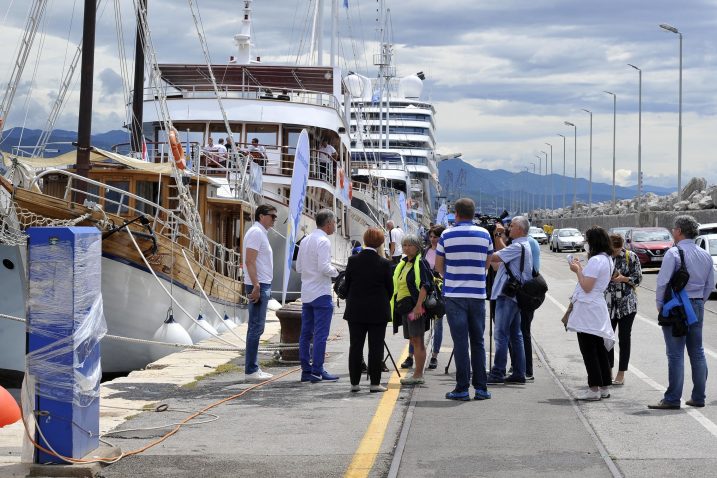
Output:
[187, 313, 219, 343]
[150, 313, 193, 361]
[168, 129, 186, 170]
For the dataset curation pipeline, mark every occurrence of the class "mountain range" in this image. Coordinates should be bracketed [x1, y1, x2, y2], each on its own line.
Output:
[437, 158, 674, 214]
[0, 128, 129, 156]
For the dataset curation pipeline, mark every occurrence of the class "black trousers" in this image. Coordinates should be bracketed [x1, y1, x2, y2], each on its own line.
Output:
[348, 322, 386, 386]
[609, 312, 636, 372]
[577, 332, 612, 387]
[508, 307, 534, 376]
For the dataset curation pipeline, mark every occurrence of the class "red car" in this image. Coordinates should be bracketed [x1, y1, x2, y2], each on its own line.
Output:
[625, 227, 674, 267]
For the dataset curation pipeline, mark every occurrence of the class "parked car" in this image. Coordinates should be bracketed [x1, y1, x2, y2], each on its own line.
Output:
[625, 227, 673, 267]
[529, 227, 548, 244]
[698, 223, 717, 235]
[694, 233, 717, 293]
[608, 227, 632, 240]
[549, 228, 585, 252]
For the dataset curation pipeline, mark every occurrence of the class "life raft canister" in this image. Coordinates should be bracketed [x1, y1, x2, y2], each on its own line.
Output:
[168, 129, 186, 170]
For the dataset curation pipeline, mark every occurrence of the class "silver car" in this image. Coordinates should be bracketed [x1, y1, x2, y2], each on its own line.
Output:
[550, 228, 585, 252]
[529, 227, 548, 244]
[694, 234, 717, 293]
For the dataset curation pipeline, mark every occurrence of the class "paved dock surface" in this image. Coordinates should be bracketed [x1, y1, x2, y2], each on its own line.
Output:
[4, 244, 717, 477]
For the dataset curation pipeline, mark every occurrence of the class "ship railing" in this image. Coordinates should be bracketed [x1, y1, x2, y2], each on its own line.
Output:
[147, 84, 342, 116]
[29, 168, 243, 280]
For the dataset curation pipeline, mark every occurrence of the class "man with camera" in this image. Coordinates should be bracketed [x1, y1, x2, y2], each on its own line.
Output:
[486, 216, 533, 384]
[649, 215, 714, 410]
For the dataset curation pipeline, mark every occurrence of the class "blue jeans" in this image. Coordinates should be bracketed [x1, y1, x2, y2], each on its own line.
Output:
[245, 283, 272, 374]
[445, 297, 487, 393]
[663, 299, 708, 405]
[300, 295, 334, 375]
[491, 297, 525, 379]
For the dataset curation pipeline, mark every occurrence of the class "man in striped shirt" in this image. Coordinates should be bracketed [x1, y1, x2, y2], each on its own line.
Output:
[435, 197, 493, 401]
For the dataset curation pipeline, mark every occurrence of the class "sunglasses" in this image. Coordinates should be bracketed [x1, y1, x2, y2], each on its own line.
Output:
[263, 213, 278, 220]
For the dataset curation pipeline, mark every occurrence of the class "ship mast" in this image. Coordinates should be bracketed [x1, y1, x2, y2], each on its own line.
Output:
[76, 0, 96, 186]
[233, 0, 254, 65]
[130, 0, 147, 157]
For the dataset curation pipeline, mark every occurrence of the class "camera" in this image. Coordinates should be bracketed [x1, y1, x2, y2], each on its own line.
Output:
[502, 278, 520, 298]
[475, 210, 510, 236]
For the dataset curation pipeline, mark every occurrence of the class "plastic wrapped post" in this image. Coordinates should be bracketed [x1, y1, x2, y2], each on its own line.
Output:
[26, 227, 106, 464]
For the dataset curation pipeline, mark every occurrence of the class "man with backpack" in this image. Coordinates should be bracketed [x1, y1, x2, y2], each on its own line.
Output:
[486, 216, 533, 385]
[649, 215, 714, 410]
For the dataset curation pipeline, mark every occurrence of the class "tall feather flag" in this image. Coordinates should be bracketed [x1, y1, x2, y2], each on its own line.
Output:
[281, 130, 310, 304]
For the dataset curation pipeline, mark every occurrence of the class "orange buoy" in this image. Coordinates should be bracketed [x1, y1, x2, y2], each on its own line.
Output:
[339, 168, 345, 188]
[168, 129, 186, 170]
[348, 181, 353, 200]
[0, 385, 20, 427]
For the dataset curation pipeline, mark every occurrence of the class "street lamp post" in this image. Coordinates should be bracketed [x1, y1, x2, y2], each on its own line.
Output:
[541, 150, 548, 210]
[536, 155, 543, 214]
[628, 63, 642, 217]
[660, 23, 683, 199]
[545, 142, 553, 210]
[581, 109, 593, 213]
[558, 134, 566, 208]
[604, 91, 617, 207]
[564, 121, 577, 210]
[530, 162, 536, 214]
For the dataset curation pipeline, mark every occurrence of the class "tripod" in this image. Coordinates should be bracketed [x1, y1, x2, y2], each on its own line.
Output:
[365, 341, 402, 380]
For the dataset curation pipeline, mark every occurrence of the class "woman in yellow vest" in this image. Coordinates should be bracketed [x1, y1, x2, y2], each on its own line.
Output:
[391, 234, 434, 385]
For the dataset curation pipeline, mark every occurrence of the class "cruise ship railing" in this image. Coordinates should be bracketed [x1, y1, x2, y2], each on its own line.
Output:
[28, 169, 243, 281]
[148, 84, 342, 116]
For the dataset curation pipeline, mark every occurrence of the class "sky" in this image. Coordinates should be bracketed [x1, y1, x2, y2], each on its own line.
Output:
[2, 0, 717, 189]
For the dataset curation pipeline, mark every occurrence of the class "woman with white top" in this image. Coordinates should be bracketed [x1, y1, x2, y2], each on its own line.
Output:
[566, 226, 616, 401]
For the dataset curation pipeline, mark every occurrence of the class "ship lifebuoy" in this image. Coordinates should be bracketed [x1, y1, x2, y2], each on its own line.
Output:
[339, 168, 345, 188]
[168, 129, 186, 170]
[348, 181, 353, 200]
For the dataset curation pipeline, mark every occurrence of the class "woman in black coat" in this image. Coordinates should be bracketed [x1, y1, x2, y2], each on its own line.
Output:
[343, 227, 394, 393]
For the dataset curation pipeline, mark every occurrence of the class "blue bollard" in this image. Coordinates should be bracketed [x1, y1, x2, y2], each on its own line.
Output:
[26, 227, 106, 464]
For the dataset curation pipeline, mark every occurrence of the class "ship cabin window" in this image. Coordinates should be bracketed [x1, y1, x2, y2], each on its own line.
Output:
[135, 180, 160, 216]
[104, 181, 130, 215]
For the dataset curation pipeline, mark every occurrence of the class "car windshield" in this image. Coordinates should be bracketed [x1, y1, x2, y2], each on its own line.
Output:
[559, 230, 581, 237]
[529, 228, 544, 234]
[633, 230, 671, 242]
[708, 239, 717, 256]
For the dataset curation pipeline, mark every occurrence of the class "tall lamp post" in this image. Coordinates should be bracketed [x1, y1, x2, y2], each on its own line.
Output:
[530, 162, 536, 214]
[564, 121, 577, 209]
[541, 150, 548, 210]
[558, 133, 566, 208]
[581, 109, 593, 213]
[628, 63, 642, 217]
[545, 142, 553, 210]
[659, 23, 683, 199]
[604, 91, 617, 207]
[535, 155, 543, 213]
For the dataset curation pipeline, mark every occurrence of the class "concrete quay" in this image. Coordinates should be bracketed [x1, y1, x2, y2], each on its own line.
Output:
[5, 246, 717, 476]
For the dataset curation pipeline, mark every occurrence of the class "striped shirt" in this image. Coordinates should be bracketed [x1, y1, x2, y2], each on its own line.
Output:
[436, 221, 493, 298]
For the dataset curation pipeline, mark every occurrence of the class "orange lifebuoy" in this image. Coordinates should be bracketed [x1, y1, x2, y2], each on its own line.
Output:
[339, 168, 345, 188]
[168, 129, 186, 170]
[348, 181, 353, 200]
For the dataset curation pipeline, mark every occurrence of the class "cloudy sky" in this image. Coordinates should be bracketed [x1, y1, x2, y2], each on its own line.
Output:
[2, 0, 717, 189]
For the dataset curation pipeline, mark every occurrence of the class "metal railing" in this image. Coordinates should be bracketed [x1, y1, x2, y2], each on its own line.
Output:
[29, 168, 243, 280]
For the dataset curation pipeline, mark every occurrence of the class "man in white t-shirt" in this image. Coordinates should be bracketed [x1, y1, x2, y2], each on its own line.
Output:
[242, 204, 277, 381]
[387, 220, 404, 265]
[318, 139, 337, 181]
[296, 209, 340, 382]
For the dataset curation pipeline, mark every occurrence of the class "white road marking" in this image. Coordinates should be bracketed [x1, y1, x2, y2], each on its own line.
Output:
[546, 291, 717, 440]
[634, 312, 717, 360]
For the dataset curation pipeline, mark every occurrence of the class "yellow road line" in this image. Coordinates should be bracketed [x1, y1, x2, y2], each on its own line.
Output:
[344, 346, 409, 478]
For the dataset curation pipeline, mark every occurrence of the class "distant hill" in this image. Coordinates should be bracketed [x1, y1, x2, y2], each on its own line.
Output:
[437, 158, 674, 214]
[0, 128, 130, 156]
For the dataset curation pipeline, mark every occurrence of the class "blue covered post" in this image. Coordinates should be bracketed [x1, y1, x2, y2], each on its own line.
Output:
[26, 227, 106, 464]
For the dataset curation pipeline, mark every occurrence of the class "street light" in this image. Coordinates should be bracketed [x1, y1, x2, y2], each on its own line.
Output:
[536, 154, 543, 213]
[604, 91, 617, 207]
[564, 121, 577, 209]
[545, 143, 553, 210]
[541, 150, 548, 210]
[628, 63, 642, 217]
[581, 109, 593, 213]
[530, 162, 536, 213]
[557, 134, 566, 208]
[659, 23, 683, 199]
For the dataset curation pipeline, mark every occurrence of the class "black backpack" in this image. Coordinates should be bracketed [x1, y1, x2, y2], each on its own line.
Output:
[505, 244, 548, 312]
[333, 270, 348, 299]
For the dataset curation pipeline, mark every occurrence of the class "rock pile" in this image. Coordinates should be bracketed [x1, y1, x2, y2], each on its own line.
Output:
[534, 177, 717, 219]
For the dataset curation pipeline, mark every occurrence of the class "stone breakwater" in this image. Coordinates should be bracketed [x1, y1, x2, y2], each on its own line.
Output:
[532, 177, 717, 231]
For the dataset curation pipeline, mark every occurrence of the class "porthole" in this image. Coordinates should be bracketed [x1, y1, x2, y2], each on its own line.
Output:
[2, 259, 14, 270]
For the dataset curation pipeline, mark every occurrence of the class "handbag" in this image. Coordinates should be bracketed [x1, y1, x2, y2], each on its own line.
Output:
[423, 275, 445, 318]
[561, 301, 573, 330]
[395, 296, 416, 315]
[504, 244, 548, 311]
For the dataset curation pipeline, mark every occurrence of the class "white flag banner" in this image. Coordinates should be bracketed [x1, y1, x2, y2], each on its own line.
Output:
[335, 167, 351, 206]
[436, 201, 448, 226]
[398, 192, 407, 230]
[250, 162, 263, 194]
[282, 130, 310, 304]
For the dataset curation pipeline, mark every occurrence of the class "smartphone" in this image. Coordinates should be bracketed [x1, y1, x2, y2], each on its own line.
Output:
[566, 254, 574, 264]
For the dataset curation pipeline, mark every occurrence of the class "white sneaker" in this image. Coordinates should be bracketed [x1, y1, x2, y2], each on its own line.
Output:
[576, 388, 601, 401]
[370, 384, 387, 393]
[245, 370, 273, 381]
[350, 384, 361, 392]
[599, 387, 611, 399]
